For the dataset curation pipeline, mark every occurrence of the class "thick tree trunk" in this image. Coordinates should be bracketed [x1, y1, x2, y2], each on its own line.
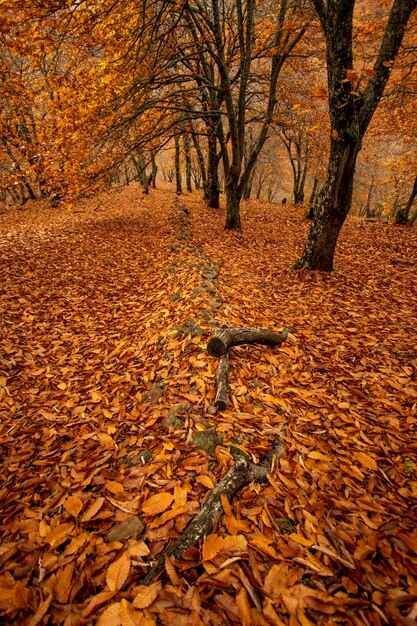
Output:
[207, 130, 220, 208]
[294, 139, 359, 271]
[225, 175, 241, 230]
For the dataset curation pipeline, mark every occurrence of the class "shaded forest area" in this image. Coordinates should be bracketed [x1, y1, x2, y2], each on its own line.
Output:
[1, 183, 416, 624]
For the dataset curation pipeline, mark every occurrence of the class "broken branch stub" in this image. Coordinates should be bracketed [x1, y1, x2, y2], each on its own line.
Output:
[214, 353, 230, 410]
[207, 326, 293, 357]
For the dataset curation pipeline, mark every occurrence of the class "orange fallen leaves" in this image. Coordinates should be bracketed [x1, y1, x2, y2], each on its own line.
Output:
[0, 184, 416, 624]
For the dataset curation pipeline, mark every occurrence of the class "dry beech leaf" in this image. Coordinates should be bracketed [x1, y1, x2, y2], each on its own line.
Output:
[141, 492, 174, 515]
[289, 533, 315, 547]
[82, 591, 117, 618]
[44, 523, 74, 548]
[202, 533, 224, 561]
[307, 451, 332, 462]
[128, 541, 150, 558]
[119, 599, 144, 626]
[64, 495, 83, 518]
[54, 562, 75, 603]
[236, 587, 251, 626]
[132, 581, 162, 609]
[221, 534, 248, 555]
[106, 552, 131, 592]
[96, 602, 121, 626]
[80, 497, 105, 522]
[354, 452, 378, 470]
[105, 481, 125, 495]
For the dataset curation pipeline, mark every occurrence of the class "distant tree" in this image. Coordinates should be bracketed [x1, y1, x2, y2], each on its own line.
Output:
[295, 0, 417, 271]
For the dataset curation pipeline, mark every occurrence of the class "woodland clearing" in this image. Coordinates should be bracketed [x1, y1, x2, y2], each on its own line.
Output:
[0, 183, 416, 625]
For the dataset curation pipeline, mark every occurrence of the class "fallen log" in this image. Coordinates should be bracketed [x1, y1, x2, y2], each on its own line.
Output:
[214, 353, 230, 410]
[391, 258, 416, 266]
[141, 433, 286, 585]
[207, 326, 293, 357]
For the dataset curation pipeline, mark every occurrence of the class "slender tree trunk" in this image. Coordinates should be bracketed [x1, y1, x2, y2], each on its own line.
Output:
[150, 151, 157, 188]
[183, 133, 193, 193]
[174, 134, 182, 195]
[191, 131, 207, 195]
[294, 139, 359, 271]
[307, 176, 319, 219]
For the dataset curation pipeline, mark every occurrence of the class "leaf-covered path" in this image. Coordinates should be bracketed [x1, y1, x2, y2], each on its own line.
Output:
[1, 184, 416, 625]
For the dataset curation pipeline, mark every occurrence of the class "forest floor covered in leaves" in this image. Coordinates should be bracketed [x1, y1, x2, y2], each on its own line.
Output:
[1, 182, 416, 626]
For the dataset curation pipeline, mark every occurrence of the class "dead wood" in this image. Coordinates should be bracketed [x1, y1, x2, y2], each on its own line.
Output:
[391, 258, 416, 266]
[141, 433, 285, 585]
[214, 353, 230, 410]
[207, 326, 293, 357]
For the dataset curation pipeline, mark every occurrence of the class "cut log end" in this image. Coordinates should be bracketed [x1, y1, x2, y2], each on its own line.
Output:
[207, 336, 226, 357]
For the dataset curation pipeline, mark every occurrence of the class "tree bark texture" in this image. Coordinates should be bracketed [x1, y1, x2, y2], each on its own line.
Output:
[214, 353, 230, 410]
[225, 175, 242, 229]
[207, 326, 293, 357]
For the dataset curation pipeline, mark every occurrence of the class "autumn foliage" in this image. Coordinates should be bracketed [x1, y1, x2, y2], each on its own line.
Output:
[1, 183, 416, 624]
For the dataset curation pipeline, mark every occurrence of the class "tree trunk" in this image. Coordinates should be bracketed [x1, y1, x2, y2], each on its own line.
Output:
[395, 173, 417, 224]
[225, 174, 241, 230]
[207, 129, 220, 208]
[150, 151, 157, 188]
[294, 186, 304, 205]
[294, 139, 359, 271]
[191, 131, 207, 195]
[174, 134, 182, 195]
[307, 176, 319, 219]
[139, 155, 149, 194]
[183, 133, 192, 193]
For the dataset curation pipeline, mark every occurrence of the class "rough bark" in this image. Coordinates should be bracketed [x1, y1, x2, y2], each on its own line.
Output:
[207, 126, 220, 208]
[214, 353, 230, 410]
[225, 174, 242, 229]
[208, 326, 293, 357]
[294, 139, 359, 271]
